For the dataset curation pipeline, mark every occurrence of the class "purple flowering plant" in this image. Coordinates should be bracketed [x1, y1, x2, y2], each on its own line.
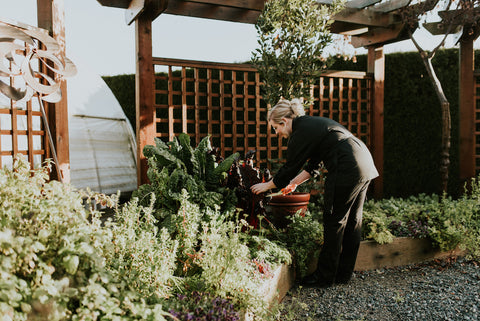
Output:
[167, 291, 240, 321]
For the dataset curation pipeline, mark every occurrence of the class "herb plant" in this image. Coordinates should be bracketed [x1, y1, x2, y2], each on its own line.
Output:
[0, 156, 173, 320]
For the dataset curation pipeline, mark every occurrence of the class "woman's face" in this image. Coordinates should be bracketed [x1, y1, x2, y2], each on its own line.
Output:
[270, 118, 292, 139]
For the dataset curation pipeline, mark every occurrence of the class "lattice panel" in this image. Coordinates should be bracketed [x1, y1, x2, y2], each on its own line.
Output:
[0, 96, 48, 169]
[475, 71, 480, 174]
[153, 59, 277, 169]
[309, 72, 372, 146]
[153, 58, 373, 170]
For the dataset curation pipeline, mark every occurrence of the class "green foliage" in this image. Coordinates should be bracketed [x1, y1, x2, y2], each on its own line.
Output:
[134, 134, 239, 215]
[102, 196, 179, 299]
[0, 156, 172, 320]
[242, 234, 292, 268]
[362, 178, 480, 258]
[0, 154, 292, 320]
[251, 0, 343, 106]
[131, 135, 296, 319]
[266, 211, 324, 279]
[102, 74, 136, 132]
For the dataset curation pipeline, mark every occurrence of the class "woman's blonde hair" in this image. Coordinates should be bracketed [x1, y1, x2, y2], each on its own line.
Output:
[268, 98, 306, 124]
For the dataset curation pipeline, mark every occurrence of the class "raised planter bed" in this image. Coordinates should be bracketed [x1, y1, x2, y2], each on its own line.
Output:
[354, 237, 464, 271]
[247, 237, 464, 315]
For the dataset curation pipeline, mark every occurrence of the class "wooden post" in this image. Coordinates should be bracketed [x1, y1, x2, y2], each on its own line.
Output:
[458, 33, 475, 188]
[135, 14, 155, 186]
[367, 45, 384, 199]
[37, 0, 70, 183]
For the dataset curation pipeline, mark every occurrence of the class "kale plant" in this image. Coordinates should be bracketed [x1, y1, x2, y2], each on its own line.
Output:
[134, 134, 239, 219]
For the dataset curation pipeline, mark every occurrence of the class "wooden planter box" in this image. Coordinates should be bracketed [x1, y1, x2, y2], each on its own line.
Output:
[245, 237, 464, 318]
[354, 237, 464, 271]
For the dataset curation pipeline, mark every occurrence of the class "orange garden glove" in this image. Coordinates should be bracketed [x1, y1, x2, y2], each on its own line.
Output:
[281, 183, 297, 195]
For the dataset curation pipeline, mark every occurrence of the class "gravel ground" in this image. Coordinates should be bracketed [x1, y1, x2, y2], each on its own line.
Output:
[279, 258, 480, 321]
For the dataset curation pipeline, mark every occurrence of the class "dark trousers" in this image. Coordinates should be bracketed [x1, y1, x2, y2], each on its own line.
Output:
[315, 180, 371, 283]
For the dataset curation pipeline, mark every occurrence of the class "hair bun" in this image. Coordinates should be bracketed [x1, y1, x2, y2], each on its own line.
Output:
[290, 98, 306, 117]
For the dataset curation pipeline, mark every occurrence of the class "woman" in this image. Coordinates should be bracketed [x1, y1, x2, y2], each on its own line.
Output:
[251, 98, 378, 287]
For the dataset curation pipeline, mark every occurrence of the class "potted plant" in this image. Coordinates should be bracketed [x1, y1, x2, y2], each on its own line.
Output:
[266, 191, 311, 228]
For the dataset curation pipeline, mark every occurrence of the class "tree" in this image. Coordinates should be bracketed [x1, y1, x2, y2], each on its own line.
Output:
[400, 0, 480, 193]
[251, 0, 344, 107]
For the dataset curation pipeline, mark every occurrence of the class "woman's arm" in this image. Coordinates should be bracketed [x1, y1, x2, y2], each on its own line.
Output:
[290, 170, 312, 186]
[250, 170, 312, 195]
[250, 179, 276, 194]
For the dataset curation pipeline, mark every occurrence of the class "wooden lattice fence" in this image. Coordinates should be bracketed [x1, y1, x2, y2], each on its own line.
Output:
[0, 96, 48, 169]
[152, 58, 372, 169]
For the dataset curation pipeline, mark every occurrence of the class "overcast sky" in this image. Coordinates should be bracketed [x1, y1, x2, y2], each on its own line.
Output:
[2, 0, 477, 76]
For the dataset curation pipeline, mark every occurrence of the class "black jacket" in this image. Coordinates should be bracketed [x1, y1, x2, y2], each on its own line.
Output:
[273, 115, 379, 188]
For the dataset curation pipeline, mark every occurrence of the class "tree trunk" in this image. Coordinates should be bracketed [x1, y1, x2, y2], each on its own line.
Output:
[421, 56, 451, 193]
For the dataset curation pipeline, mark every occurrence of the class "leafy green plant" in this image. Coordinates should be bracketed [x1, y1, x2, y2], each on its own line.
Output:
[130, 135, 297, 319]
[102, 196, 179, 299]
[362, 182, 480, 258]
[167, 292, 240, 320]
[0, 156, 173, 320]
[265, 211, 323, 279]
[134, 134, 239, 218]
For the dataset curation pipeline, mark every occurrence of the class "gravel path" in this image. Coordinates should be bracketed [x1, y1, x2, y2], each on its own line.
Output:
[279, 258, 480, 321]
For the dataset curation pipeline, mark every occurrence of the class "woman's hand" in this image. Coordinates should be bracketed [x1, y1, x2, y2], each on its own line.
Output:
[250, 180, 276, 194]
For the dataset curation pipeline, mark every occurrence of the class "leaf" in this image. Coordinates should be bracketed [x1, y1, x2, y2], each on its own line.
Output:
[178, 133, 199, 175]
[207, 153, 239, 188]
[193, 136, 212, 179]
[143, 144, 184, 170]
[63, 255, 79, 275]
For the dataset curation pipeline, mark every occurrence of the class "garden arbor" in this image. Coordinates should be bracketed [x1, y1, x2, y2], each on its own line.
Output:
[97, 0, 399, 198]
[31, 0, 479, 198]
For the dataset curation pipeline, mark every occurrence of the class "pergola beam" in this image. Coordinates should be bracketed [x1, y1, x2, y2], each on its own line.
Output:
[317, 0, 382, 9]
[164, 1, 262, 23]
[330, 21, 368, 35]
[333, 7, 400, 27]
[368, 45, 384, 199]
[459, 28, 477, 187]
[351, 23, 404, 47]
[371, 0, 411, 13]
[182, 0, 265, 10]
[97, 0, 131, 8]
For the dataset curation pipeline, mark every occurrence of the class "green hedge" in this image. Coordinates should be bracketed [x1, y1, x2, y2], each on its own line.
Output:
[102, 74, 136, 131]
[102, 49, 480, 198]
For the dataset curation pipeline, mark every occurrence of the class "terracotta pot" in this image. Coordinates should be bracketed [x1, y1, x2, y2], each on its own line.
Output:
[266, 192, 310, 228]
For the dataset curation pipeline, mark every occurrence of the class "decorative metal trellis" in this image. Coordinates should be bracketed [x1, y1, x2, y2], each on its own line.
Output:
[0, 20, 76, 175]
[153, 58, 372, 169]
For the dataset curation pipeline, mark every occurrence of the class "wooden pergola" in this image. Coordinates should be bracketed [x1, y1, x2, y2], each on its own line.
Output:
[35, 0, 479, 198]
